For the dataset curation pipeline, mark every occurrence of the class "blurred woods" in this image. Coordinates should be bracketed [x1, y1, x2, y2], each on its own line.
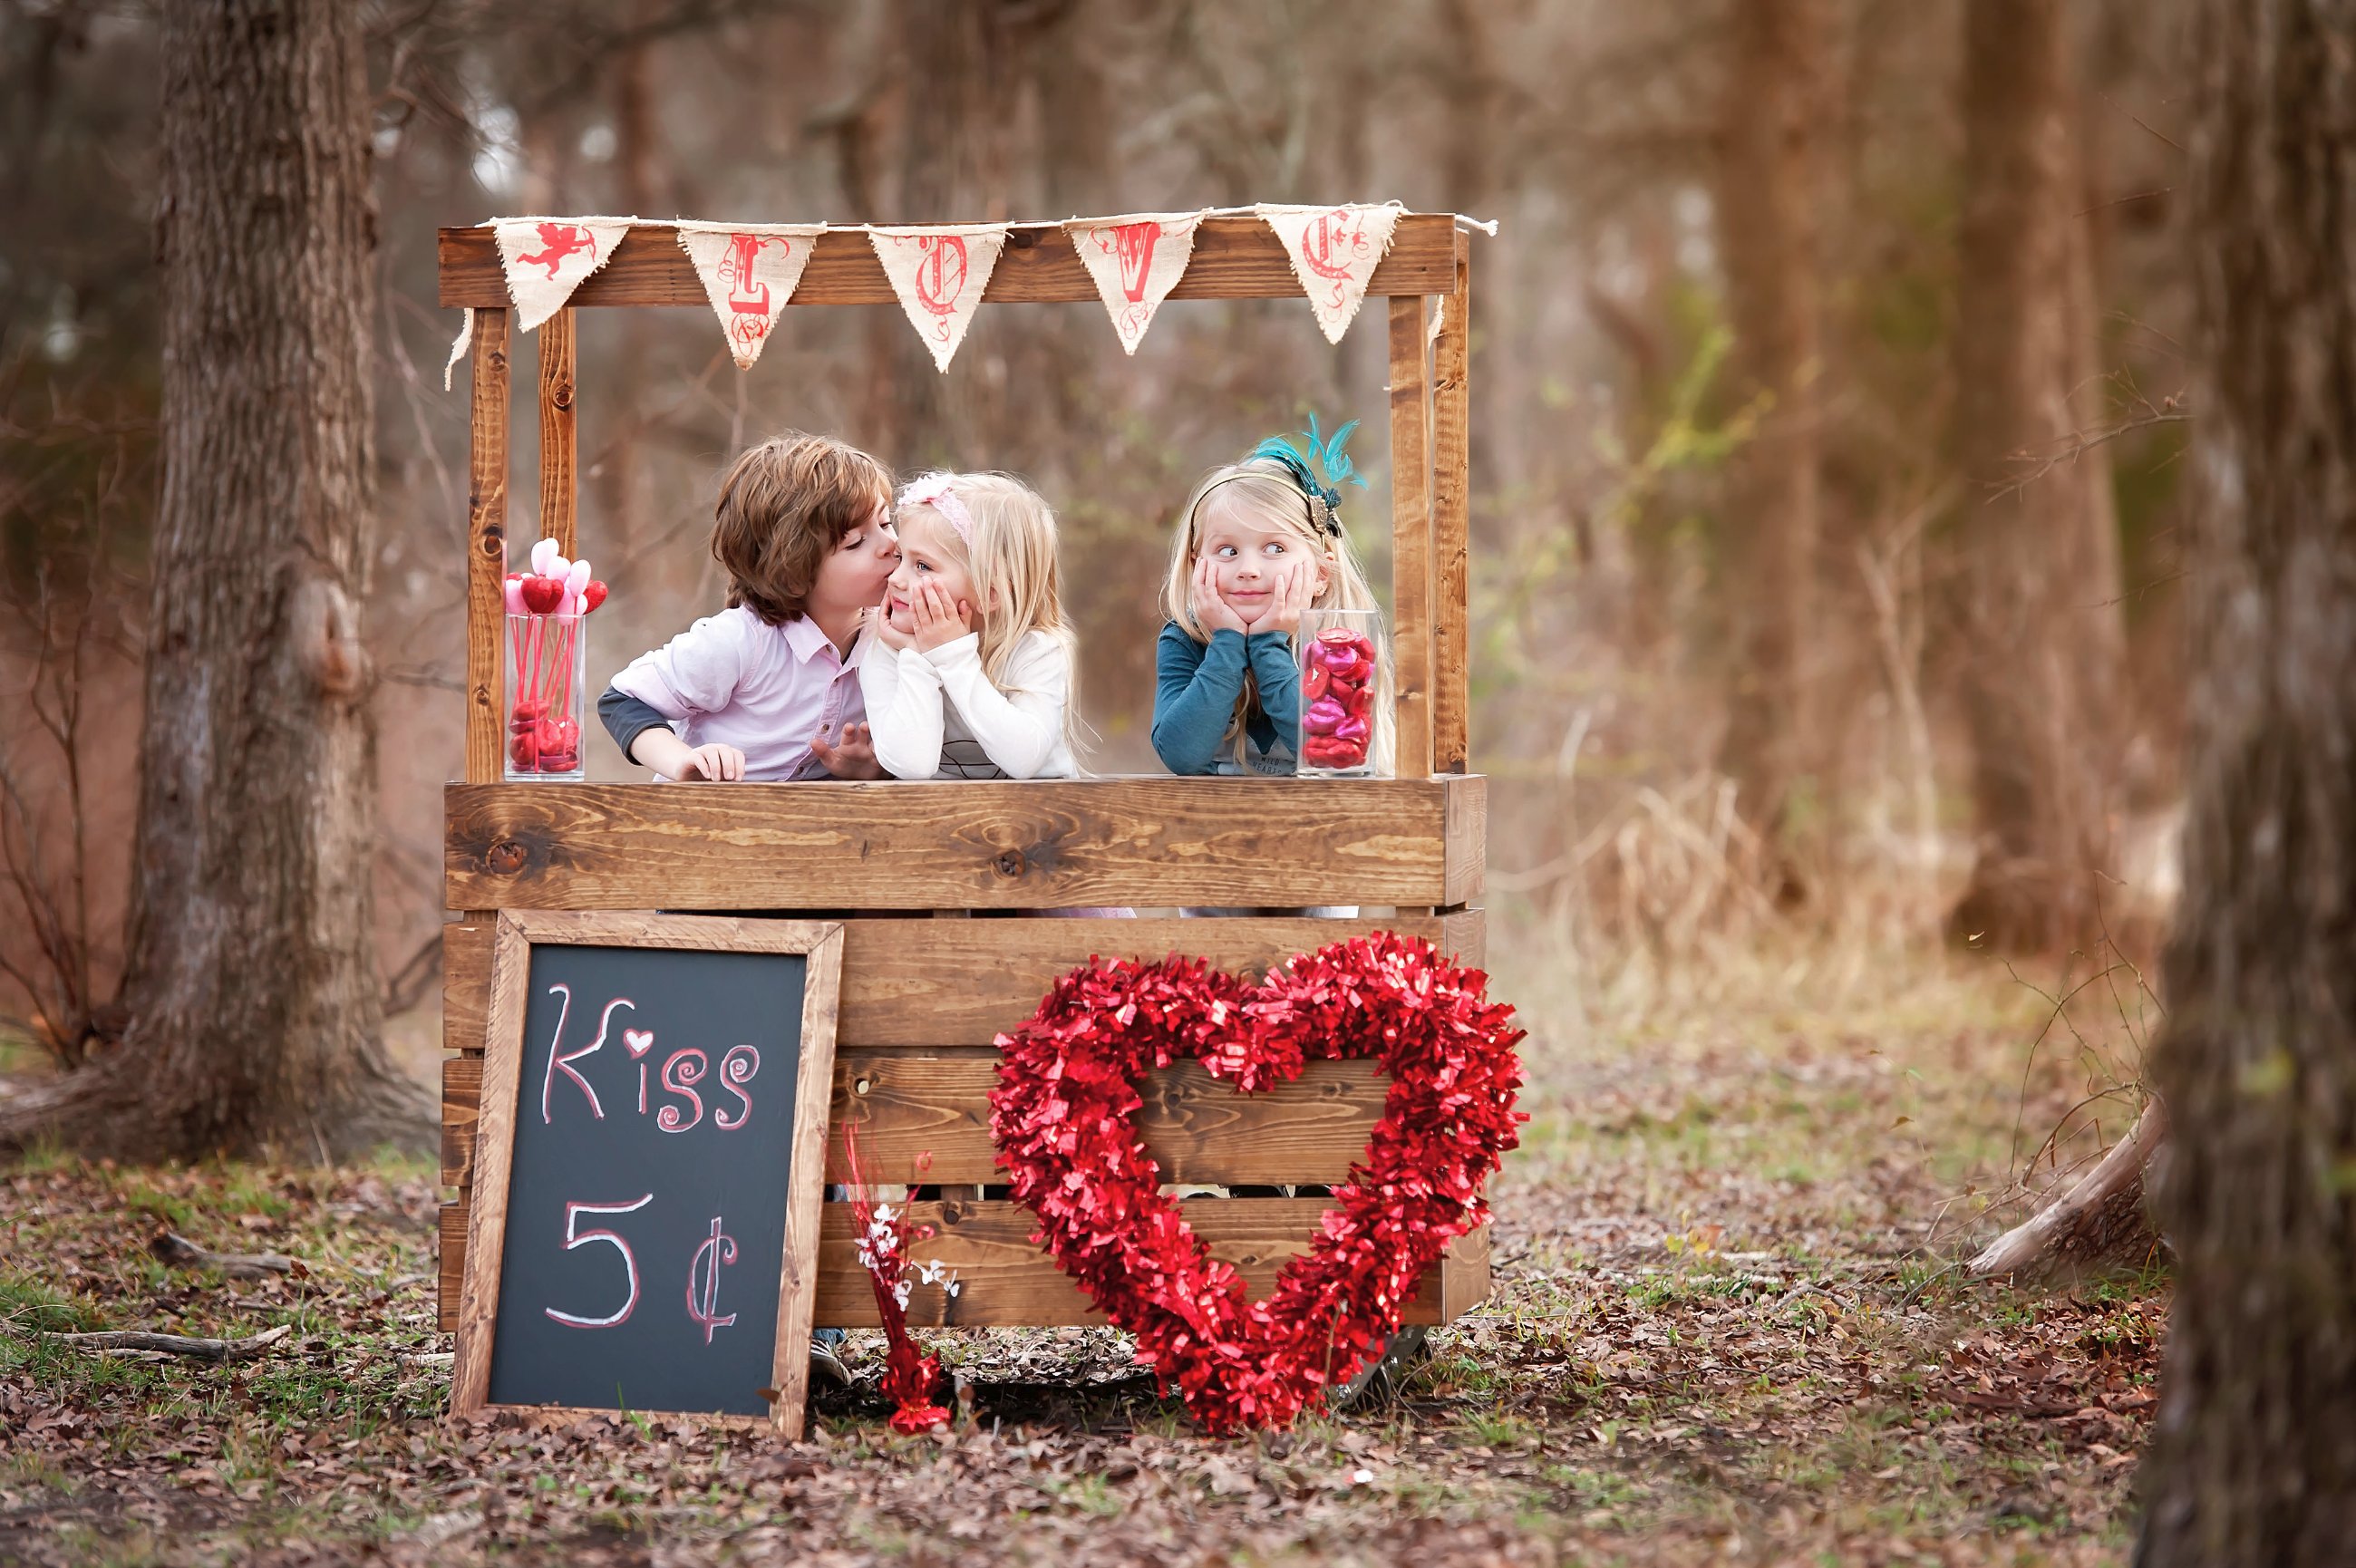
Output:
[1, 0, 2193, 1073]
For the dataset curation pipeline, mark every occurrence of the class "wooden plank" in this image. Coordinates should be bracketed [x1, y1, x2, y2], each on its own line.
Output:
[446, 777, 1481, 911]
[442, 912, 1485, 1060]
[441, 217, 1462, 312]
[439, 911, 1491, 1194]
[1388, 295, 1435, 781]
[464, 308, 510, 784]
[818, 1203, 1479, 1328]
[441, 1054, 480, 1188]
[1431, 250, 1472, 775]
[829, 1056, 1391, 1186]
[443, 919, 491, 1055]
[447, 911, 531, 1407]
[1444, 775, 1488, 907]
[536, 307, 577, 557]
[1440, 1221, 1493, 1321]
[438, 1202, 463, 1332]
[453, 1052, 1397, 1194]
[442, 1196, 1482, 1331]
[774, 925, 845, 1440]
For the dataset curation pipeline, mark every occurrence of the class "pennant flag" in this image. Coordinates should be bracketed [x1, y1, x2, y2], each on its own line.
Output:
[1066, 212, 1203, 354]
[1256, 203, 1403, 344]
[676, 223, 826, 369]
[868, 225, 1009, 372]
[492, 218, 633, 332]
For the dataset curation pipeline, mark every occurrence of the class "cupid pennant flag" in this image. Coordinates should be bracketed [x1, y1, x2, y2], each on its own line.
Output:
[868, 225, 1009, 373]
[1257, 203, 1404, 344]
[676, 223, 826, 369]
[1067, 212, 1203, 355]
[492, 218, 634, 332]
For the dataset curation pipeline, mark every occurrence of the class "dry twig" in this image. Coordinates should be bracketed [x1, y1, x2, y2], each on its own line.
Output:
[150, 1229, 301, 1280]
[43, 1323, 291, 1363]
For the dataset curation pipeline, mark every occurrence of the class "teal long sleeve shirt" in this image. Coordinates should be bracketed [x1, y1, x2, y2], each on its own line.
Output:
[1151, 622, 1300, 775]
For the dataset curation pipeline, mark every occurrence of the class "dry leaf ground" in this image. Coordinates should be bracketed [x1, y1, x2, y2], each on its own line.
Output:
[0, 919, 2162, 1565]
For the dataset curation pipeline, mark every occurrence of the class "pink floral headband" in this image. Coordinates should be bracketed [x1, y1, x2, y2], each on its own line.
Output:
[899, 474, 974, 548]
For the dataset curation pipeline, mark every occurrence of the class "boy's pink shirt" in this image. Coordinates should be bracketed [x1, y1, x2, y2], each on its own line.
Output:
[608, 605, 868, 780]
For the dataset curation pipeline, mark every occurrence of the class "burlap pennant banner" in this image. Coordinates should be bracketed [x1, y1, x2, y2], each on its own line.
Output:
[1067, 213, 1202, 354]
[492, 218, 634, 332]
[675, 223, 826, 369]
[1256, 203, 1403, 344]
[868, 225, 1009, 372]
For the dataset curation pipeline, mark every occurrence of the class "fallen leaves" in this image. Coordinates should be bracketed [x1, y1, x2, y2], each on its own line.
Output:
[0, 943, 2168, 1567]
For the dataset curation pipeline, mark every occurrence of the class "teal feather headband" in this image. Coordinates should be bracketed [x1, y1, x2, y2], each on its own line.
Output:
[1241, 413, 1367, 537]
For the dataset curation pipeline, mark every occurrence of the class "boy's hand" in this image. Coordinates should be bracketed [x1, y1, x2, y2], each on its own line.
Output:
[677, 741, 748, 781]
[631, 727, 746, 781]
[1191, 554, 1249, 636]
[911, 582, 974, 653]
[1258, 557, 1317, 635]
[810, 721, 883, 779]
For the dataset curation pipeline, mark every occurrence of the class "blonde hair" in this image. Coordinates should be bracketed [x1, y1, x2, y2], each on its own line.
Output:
[897, 471, 1085, 766]
[1159, 458, 1395, 775]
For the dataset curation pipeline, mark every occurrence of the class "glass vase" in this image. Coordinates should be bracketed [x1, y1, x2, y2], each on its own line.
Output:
[1294, 608, 1382, 778]
[506, 611, 587, 781]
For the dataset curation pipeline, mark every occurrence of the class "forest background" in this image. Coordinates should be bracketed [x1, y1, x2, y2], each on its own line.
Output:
[0, 0, 2191, 1067]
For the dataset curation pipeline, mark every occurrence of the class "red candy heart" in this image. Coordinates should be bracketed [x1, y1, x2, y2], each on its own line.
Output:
[509, 731, 538, 769]
[519, 576, 565, 615]
[581, 579, 608, 614]
[990, 935, 1524, 1434]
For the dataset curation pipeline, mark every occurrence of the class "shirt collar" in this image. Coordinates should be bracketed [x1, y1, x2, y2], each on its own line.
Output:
[780, 614, 846, 667]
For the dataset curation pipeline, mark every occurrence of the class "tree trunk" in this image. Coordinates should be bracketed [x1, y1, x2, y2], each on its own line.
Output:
[0, 0, 425, 1159]
[2136, 2, 2356, 1557]
[1713, 0, 1827, 877]
[1946, 0, 2128, 953]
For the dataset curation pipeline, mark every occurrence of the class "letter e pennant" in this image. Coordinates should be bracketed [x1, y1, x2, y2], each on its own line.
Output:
[868, 226, 1009, 373]
[1256, 203, 1404, 344]
[492, 218, 634, 332]
[1067, 213, 1202, 354]
[676, 224, 826, 369]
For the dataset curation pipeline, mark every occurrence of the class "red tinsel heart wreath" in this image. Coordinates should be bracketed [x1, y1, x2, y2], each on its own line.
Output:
[989, 933, 1526, 1434]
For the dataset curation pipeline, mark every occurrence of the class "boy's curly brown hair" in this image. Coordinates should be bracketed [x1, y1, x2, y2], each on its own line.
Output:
[710, 433, 894, 624]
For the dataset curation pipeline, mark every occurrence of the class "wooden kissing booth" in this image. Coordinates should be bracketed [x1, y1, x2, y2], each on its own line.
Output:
[434, 213, 1489, 1343]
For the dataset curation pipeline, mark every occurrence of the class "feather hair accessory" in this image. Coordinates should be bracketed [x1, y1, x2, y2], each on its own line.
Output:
[1246, 413, 1367, 537]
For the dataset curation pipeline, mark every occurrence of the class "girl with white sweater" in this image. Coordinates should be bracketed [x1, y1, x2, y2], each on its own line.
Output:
[861, 471, 1081, 780]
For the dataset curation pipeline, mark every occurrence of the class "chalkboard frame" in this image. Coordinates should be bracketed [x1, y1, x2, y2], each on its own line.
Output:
[450, 910, 844, 1435]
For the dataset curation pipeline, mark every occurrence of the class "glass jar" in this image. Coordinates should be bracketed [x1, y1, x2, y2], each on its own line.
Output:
[505, 610, 587, 781]
[1294, 608, 1382, 778]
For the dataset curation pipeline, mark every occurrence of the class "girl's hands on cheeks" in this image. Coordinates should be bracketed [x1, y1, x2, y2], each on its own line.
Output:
[1190, 553, 1250, 636]
[867, 600, 914, 653]
[911, 581, 974, 653]
[1258, 557, 1317, 635]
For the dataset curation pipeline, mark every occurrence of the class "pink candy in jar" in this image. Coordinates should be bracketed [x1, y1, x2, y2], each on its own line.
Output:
[1297, 626, 1379, 772]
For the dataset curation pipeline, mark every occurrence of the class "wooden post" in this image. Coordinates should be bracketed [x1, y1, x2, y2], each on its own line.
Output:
[1431, 249, 1472, 776]
[537, 308, 577, 557]
[465, 307, 511, 785]
[1388, 295, 1434, 781]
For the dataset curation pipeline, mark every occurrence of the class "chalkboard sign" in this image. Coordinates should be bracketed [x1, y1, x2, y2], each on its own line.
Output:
[451, 912, 842, 1435]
